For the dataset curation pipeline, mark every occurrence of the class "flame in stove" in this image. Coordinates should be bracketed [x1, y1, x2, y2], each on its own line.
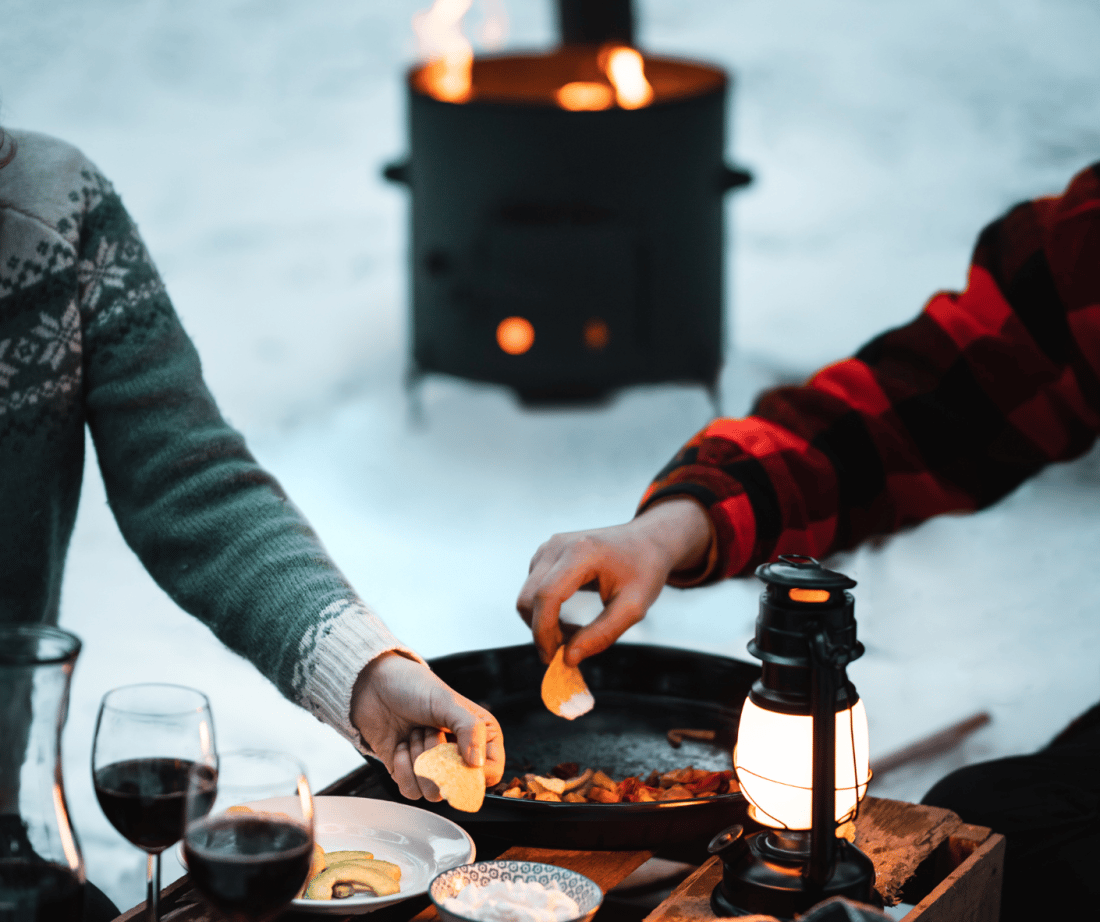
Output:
[601, 46, 653, 109]
[413, 0, 474, 102]
[556, 82, 614, 111]
[555, 45, 654, 111]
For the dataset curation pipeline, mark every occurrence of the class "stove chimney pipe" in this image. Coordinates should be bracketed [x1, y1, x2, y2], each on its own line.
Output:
[558, 0, 635, 46]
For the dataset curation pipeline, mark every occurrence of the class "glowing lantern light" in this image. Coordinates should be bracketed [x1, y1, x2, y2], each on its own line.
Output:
[496, 317, 535, 355]
[556, 82, 614, 111]
[789, 588, 830, 603]
[602, 46, 653, 109]
[734, 696, 870, 830]
[413, 0, 474, 103]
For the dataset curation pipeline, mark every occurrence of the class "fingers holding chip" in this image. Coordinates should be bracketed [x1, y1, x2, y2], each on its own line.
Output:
[413, 741, 486, 813]
[541, 647, 594, 720]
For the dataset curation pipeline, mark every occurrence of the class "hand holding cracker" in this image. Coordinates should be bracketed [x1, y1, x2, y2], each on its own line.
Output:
[413, 741, 486, 812]
[351, 653, 504, 801]
[541, 646, 595, 720]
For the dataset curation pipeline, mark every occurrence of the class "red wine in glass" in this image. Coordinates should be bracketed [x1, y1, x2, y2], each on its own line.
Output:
[93, 757, 198, 852]
[184, 814, 312, 920]
[92, 684, 216, 922]
[184, 750, 315, 922]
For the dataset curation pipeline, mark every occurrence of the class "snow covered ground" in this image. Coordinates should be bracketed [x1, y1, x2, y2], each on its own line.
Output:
[2, 0, 1099, 912]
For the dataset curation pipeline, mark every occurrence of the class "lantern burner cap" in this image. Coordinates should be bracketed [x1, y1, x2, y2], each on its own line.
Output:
[755, 555, 857, 592]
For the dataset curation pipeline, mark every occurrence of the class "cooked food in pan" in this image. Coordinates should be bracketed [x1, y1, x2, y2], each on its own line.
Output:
[488, 762, 737, 803]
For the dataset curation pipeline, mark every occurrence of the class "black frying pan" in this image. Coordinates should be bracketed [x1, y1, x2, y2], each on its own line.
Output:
[398, 643, 759, 853]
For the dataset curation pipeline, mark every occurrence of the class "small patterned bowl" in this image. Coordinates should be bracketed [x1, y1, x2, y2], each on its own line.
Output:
[429, 860, 603, 922]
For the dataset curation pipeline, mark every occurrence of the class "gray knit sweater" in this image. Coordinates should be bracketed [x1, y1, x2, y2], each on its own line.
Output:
[0, 128, 419, 746]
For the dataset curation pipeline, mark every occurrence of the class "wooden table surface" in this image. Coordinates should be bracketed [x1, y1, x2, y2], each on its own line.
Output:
[111, 776, 999, 922]
[110, 761, 657, 922]
[112, 844, 653, 922]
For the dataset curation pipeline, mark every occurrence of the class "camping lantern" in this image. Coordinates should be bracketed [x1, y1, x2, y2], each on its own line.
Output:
[709, 555, 876, 918]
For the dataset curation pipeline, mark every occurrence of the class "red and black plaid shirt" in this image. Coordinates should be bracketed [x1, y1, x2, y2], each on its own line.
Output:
[641, 161, 1100, 583]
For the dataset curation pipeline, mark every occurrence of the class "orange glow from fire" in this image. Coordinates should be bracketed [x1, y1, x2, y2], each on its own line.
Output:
[413, 0, 474, 102]
[497, 317, 535, 355]
[554, 46, 654, 111]
[601, 46, 653, 109]
[583, 318, 610, 350]
[556, 81, 614, 111]
[789, 588, 831, 603]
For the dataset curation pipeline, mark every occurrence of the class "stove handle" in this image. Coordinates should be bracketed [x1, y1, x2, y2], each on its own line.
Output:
[382, 159, 410, 186]
[720, 163, 754, 193]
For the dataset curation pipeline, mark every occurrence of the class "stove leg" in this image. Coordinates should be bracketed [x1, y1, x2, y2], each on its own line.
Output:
[405, 363, 426, 427]
[706, 380, 722, 419]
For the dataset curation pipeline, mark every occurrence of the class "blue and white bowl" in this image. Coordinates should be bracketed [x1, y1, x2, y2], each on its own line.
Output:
[430, 860, 603, 922]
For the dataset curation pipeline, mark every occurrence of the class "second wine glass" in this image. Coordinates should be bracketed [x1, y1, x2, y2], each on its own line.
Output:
[92, 683, 217, 922]
[184, 750, 315, 922]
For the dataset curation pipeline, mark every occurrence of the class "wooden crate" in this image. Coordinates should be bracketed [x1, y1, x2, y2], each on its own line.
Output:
[642, 797, 1005, 922]
[896, 822, 1004, 922]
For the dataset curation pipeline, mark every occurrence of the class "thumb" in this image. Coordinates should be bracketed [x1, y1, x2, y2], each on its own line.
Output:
[449, 712, 487, 769]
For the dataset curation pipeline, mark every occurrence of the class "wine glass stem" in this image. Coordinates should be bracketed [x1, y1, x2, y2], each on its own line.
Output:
[146, 852, 161, 921]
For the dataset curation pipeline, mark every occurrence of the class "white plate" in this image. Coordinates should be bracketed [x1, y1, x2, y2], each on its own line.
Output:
[185, 795, 476, 916]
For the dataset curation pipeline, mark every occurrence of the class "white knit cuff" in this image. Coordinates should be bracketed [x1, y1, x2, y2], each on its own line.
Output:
[292, 599, 427, 755]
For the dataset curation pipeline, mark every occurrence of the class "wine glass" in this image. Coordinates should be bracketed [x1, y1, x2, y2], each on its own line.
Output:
[91, 684, 217, 921]
[183, 750, 315, 922]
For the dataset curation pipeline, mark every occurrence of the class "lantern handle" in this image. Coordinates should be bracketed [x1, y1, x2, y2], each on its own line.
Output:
[807, 625, 839, 892]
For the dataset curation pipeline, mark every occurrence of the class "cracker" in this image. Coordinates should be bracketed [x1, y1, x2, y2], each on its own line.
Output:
[541, 646, 595, 720]
[413, 741, 485, 813]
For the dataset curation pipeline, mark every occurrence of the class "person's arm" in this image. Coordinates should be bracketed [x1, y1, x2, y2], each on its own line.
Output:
[644, 161, 1100, 580]
[75, 164, 502, 795]
[520, 162, 1100, 663]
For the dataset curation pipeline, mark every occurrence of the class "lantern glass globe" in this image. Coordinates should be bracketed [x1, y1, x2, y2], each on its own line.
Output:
[733, 697, 871, 830]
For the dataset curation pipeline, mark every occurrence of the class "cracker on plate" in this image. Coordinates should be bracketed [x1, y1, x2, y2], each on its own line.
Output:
[541, 646, 594, 720]
[413, 741, 485, 813]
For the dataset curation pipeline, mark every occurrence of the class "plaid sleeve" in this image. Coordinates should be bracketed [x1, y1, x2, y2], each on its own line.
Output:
[641, 162, 1100, 582]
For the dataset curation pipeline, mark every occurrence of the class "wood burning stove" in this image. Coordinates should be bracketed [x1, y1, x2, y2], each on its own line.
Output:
[385, 0, 751, 403]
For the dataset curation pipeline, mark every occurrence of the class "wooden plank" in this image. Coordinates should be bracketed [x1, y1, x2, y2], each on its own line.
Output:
[112, 875, 201, 922]
[901, 832, 1004, 922]
[642, 856, 722, 922]
[853, 797, 963, 906]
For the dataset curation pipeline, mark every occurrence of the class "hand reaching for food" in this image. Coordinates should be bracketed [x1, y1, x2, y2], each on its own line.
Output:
[351, 653, 504, 800]
[516, 498, 713, 667]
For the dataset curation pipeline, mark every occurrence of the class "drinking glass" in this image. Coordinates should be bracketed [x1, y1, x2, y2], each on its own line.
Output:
[92, 684, 217, 921]
[1, 626, 86, 921]
[183, 750, 314, 922]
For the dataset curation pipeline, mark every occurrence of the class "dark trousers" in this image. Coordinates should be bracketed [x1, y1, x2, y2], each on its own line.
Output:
[921, 702, 1100, 922]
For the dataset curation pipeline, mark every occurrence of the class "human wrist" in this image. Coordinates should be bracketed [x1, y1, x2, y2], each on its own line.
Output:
[638, 496, 714, 574]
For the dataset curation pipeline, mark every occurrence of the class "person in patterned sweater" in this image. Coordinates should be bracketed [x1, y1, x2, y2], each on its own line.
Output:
[517, 160, 1100, 921]
[0, 128, 504, 801]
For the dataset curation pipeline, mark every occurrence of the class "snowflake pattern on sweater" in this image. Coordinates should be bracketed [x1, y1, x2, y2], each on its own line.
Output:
[0, 129, 419, 749]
